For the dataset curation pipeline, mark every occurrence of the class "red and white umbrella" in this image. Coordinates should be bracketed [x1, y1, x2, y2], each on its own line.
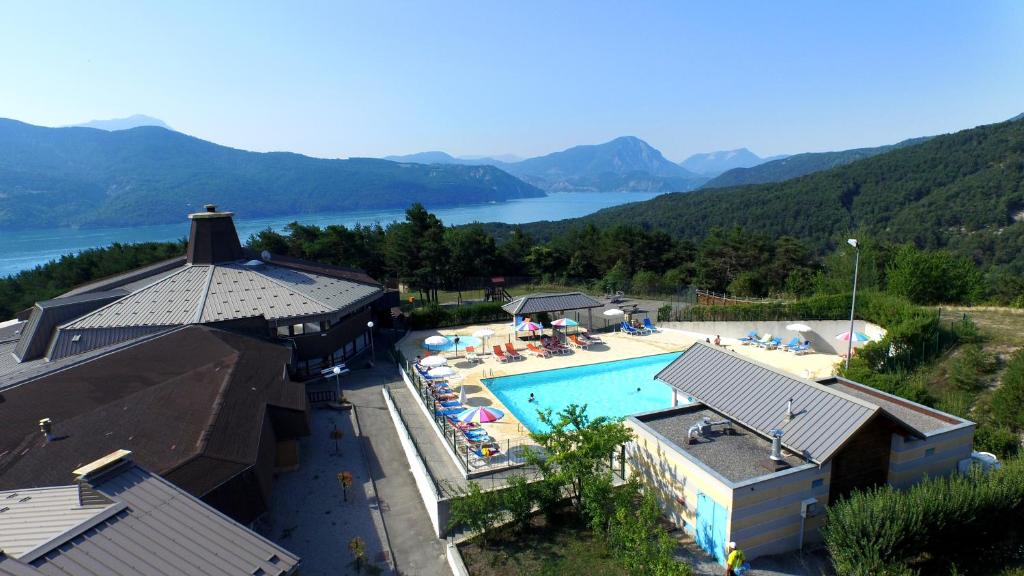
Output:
[453, 406, 505, 423]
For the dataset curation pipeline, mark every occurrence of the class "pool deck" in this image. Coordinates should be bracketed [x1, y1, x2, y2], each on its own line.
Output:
[396, 323, 842, 452]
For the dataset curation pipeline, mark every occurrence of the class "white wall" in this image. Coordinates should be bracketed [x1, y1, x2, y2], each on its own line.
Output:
[661, 320, 884, 355]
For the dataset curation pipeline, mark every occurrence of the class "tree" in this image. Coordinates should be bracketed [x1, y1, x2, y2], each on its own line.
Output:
[501, 474, 535, 533]
[886, 245, 983, 305]
[348, 536, 366, 573]
[385, 204, 449, 301]
[448, 481, 502, 547]
[329, 425, 344, 455]
[601, 260, 631, 294]
[527, 404, 634, 512]
[444, 224, 497, 298]
[338, 471, 354, 502]
[607, 488, 691, 576]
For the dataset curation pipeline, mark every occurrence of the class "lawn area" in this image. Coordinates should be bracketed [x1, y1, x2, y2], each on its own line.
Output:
[458, 512, 627, 576]
[942, 306, 1024, 349]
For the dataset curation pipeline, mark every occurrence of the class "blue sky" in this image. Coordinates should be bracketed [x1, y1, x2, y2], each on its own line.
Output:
[2, 1, 1022, 161]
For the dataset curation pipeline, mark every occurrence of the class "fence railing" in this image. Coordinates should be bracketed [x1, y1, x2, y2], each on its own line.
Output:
[382, 380, 449, 499]
[306, 389, 337, 404]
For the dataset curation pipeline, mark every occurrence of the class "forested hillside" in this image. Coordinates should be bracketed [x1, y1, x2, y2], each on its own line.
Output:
[0, 119, 543, 229]
[494, 118, 1024, 272]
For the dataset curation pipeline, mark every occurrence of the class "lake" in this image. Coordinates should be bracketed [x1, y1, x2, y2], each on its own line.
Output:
[0, 191, 661, 277]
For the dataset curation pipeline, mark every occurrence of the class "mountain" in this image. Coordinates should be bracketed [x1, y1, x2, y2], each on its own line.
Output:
[459, 154, 522, 163]
[70, 114, 172, 131]
[499, 136, 707, 193]
[0, 119, 544, 229]
[495, 118, 1024, 270]
[384, 137, 708, 193]
[679, 148, 769, 177]
[701, 137, 932, 189]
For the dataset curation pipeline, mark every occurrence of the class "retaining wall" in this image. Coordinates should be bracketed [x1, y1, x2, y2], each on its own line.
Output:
[660, 320, 885, 355]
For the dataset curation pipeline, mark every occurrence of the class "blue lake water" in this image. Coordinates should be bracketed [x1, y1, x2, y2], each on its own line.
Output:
[0, 191, 661, 278]
[484, 352, 682, 433]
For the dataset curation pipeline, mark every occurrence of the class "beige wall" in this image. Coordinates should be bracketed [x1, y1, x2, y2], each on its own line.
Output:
[888, 425, 975, 489]
[624, 418, 733, 534]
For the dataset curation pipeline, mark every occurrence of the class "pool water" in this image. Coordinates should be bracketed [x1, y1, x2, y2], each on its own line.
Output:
[422, 335, 483, 351]
[484, 352, 682, 433]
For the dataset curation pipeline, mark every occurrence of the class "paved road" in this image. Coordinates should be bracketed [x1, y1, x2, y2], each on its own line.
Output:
[347, 363, 451, 576]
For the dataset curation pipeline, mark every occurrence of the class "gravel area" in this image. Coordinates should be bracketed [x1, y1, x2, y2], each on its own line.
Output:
[642, 407, 805, 483]
[258, 407, 392, 575]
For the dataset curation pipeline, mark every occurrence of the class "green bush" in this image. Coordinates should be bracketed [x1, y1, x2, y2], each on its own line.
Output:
[823, 459, 1024, 574]
[989, 350, 1024, 432]
[657, 304, 673, 322]
[448, 481, 502, 546]
[501, 474, 535, 533]
[974, 424, 1020, 459]
[407, 301, 507, 329]
[607, 489, 692, 576]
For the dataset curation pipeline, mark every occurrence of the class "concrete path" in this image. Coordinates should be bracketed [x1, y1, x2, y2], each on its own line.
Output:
[345, 362, 451, 576]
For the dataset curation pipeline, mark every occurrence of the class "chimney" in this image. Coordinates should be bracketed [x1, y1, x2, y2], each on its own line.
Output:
[185, 204, 245, 265]
[786, 398, 794, 420]
[73, 449, 134, 485]
[39, 418, 54, 442]
[770, 428, 784, 461]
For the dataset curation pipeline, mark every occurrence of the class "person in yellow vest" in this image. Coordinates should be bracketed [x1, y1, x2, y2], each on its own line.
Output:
[725, 541, 745, 576]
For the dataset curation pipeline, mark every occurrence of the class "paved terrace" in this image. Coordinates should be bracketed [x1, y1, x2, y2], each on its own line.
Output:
[395, 322, 842, 470]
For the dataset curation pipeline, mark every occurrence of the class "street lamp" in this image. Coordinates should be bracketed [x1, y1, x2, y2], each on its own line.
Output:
[367, 321, 375, 366]
[846, 238, 860, 371]
[332, 365, 343, 402]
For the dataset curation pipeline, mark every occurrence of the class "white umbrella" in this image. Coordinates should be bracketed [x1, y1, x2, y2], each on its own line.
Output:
[459, 384, 467, 405]
[420, 355, 448, 368]
[423, 335, 450, 350]
[603, 308, 625, 316]
[472, 328, 495, 353]
[427, 366, 456, 379]
[786, 323, 813, 332]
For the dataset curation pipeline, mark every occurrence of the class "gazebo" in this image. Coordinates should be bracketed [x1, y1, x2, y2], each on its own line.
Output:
[501, 292, 604, 337]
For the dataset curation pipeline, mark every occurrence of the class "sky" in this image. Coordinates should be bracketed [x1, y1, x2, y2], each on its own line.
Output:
[2, 1, 1023, 161]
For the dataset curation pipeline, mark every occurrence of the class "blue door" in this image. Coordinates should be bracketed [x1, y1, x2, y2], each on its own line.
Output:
[696, 492, 728, 564]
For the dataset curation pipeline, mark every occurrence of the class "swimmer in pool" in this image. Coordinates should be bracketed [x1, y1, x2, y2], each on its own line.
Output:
[636, 387, 641, 393]
[528, 393, 535, 403]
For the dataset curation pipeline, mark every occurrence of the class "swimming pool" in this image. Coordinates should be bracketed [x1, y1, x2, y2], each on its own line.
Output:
[422, 335, 483, 351]
[484, 352, 682, 433]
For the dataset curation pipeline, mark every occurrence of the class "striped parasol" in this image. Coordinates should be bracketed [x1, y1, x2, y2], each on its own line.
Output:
[453, 406, 505, 423]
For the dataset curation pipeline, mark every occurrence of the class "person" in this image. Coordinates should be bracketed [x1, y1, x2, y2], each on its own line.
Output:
[706, 337, 711, 344]
[714, 335, 721, 346]
[636, 387, 641, 393]
[725, 541, 745, 576]
[528, 393, 535, 403]
[414, 355, 423, 367]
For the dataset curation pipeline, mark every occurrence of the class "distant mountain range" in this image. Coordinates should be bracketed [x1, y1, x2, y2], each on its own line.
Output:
[385, 136, 708, 193]
[488, 116, 1024, 271]
[679, 148, 787, 177]
[701, 137, 933, 189]
[70, 114, 172, 131]
[0, 119, 543, 229]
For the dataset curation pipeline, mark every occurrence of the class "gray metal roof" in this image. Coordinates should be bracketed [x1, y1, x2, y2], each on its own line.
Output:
[64, 267, 211, 329]
[0, 463, 299, 575]
[819, 377, 971, 435]
[655, 342, 879, 463]
[200, 264, 333, 323]
[0, 485, 121, 559]
[15, 291, 129, 361]
[502, 292, 604, 315]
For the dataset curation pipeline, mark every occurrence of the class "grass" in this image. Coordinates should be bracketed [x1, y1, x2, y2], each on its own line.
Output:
[458, 511, 627, 576]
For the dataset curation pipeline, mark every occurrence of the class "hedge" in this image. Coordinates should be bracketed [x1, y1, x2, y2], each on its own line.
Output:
[407, 301, 508, 329]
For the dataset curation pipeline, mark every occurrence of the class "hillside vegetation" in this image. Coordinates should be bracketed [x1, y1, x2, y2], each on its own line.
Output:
[497, 118, 1024, 273]
[0, 119, 543, 229]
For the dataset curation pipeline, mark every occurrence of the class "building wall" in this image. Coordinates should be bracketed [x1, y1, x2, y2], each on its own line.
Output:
[730, 462, 831, 560]
[828, 417, 896, 503]
[888, 424, 975, 489]
[624, 417, 733, 534]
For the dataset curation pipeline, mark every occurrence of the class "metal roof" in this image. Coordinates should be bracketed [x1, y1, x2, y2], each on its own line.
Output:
[502, 292, 604, 315]
[655, 342, 879, 463]
[0, 462, 300, 575]
[0, 485, 121, 560]
[200, 264, 333, 322]
[64, 266, 211, 330]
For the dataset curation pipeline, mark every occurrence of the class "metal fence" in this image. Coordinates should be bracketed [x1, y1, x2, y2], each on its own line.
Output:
[381, 380, 449, 499]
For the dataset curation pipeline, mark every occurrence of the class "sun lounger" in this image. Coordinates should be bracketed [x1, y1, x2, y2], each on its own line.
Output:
[465, 346, 481, 363]
[526, 342, 552, 358]
[620, 322, 643, 336]
[569, 335, 591, 349]
[542, 337, 571, 355]
[581, 332, 603, 344]
[435, 407, 463, 416]
[492, 345, 511, 362]
[793, 342, 813, 355]
[435, 400, 461, 409]
[504, 342, 524, 361]
[754, 334, 773, 348]
[765, 336, 782, 350]
[782, 337, 801, 351]
[738, 331, 758, 345]
[643, 318, 660, 332]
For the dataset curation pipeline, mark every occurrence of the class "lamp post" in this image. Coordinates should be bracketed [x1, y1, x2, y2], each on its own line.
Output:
[332, 366, 343, 402]
[367, 321, 375, 367]
[845, 238, 860, 371]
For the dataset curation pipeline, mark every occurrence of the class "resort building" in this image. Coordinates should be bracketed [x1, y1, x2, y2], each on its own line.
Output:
[0, 450, 300, 575]
[626, 341, 975, 562]
[1, 204, 384, 386]
[0, 325, 309, 524]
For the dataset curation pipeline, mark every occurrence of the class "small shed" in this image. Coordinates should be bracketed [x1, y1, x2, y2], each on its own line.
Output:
[501, 292, 604, 333]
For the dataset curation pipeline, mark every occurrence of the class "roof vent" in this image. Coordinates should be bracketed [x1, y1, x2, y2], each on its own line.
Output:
[39, 418, 54, 442]
[769, 428, 785, 461]
[687, 416, 735, 444]
[186, 204, 244, 264]
[786, 398, 795, 420]
[73, 449, 134, 484]
[205, 204, 217, 212]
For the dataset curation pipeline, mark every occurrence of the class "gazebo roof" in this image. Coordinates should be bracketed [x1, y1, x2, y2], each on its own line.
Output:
[502, 292, 604, 315]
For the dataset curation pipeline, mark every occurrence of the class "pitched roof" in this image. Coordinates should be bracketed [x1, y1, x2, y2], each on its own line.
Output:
[0, 485, 122, 559]
[0, 326, 299, 494]
[0, 459, 300, 575]
[501, 292, 604, 315]
[655, 342, 880, 463]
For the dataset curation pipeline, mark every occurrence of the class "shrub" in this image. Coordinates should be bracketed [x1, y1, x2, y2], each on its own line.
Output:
[989, 350, 1024, 432]
[974, 424, 1020, 459]
[501, 474, 535, 533]
[657, 304, 673, 322]
[823, 459, 1024, 574]
[407, 301, 507, 329]
[607, 489, 691, 576]
[448, 481, 502, 546]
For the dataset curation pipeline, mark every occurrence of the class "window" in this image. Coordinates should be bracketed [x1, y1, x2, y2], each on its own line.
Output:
[924, 448, 936, 457]
[811, 478, 824, 489]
